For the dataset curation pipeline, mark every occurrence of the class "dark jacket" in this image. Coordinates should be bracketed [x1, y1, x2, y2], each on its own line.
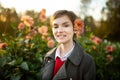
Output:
[41, 41, 96, 80]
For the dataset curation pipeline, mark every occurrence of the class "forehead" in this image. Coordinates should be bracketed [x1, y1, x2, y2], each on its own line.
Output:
[52, 15, 71, 25]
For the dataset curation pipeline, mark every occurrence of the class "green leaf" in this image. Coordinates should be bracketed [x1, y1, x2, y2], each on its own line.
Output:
[8, 60, 16, 66]
[16, 57, 23, 65]
[20, 62, 29, 70]
[11, 75, 21, 80]
[10, 72, 23, 80]
[0, 58, 6, 67]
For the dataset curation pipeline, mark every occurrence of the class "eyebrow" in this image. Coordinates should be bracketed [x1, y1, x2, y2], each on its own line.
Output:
[53, 21, 70, 25]
[62, 21, 70, 25]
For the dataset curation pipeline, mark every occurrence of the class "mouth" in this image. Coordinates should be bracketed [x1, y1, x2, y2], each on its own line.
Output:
[56, 35, 66, 39]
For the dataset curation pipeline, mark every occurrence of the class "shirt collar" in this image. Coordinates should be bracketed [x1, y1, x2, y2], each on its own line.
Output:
[55, 43, 75, 61]
[45, 40, 85, 66]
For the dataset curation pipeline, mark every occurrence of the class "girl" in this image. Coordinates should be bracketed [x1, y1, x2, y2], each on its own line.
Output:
[41, 10, 96, 80]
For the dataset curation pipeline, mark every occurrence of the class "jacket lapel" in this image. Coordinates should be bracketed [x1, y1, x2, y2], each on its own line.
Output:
[42, 60, 54, 80]
[45, 47, 67, 80]
[42, 48, 56, 80]
[52, 63, 67, 80]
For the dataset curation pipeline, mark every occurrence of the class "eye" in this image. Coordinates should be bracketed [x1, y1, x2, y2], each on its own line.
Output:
[64, 24, 69, 27]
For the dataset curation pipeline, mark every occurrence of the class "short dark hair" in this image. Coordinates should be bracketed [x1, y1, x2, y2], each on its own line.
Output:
[50, 10, 78, 26]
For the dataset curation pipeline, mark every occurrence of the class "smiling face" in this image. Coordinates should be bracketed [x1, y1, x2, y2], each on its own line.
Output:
[52, 15, 74, 44]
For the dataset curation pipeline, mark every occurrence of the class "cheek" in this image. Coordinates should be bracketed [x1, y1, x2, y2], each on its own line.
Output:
[67, 28, 74, 34]
[71, 31, 74, 36]
[71, 29, 74, 37]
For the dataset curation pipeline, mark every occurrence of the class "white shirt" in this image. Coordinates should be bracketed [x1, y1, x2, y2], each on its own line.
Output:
[55, 43, 75, 61]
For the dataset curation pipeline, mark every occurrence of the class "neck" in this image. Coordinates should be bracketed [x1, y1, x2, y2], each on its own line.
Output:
[59, 40, 74, 57]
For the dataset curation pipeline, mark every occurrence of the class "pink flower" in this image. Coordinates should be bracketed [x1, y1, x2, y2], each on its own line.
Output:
[21, 15, 34, 27]
[18, 22, 25, 30]
[74, 19, 84, 35]
[90, 35, 101, 45]
[47, 39, 55, 48]
[38, 26, 48, 36]
[39, 9, 46, 22]
[0, 42, 7, 49]
[105, 45, 114, 53]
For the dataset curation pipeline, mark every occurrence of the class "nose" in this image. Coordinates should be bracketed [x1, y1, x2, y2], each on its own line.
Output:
[57, 27, 63, 33]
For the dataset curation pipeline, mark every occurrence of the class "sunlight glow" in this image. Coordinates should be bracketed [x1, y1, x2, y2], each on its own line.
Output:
[88, 0, 107, 20]
[0, 0, 80, 16]
[0, 0, 107, 20]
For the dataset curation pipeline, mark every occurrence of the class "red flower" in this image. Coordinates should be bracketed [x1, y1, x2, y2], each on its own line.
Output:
[90, 35, 101, 45]
[18, 22, 25, 30]
[105, 45, 114, 53]
[0, 42, 7, 49]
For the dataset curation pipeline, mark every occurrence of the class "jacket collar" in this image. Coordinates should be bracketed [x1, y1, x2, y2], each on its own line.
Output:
[68, 41, 84, 66]
[45, 40, 84, 66]
[45, 47, 56, 60]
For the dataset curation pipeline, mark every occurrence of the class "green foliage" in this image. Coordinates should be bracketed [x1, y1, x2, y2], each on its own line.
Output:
[77, 30, 120, 80]
[0, 32, 49, 80]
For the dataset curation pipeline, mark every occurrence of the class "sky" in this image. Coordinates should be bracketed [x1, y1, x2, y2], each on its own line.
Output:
[0, 0, 107, 20]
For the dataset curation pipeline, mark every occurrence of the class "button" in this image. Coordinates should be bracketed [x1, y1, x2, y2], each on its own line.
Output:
[48, 60, 50, 62]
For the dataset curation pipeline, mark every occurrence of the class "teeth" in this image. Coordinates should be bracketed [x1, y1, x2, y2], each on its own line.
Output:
[57, 35, 65, 38]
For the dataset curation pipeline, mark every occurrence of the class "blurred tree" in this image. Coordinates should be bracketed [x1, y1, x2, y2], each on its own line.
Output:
[84, 16, 96, 32]
[0, 4, 20, 38]
[79, 0, 92, 19]
[102, 0, 120, 41]
[80, 0, 97, 36]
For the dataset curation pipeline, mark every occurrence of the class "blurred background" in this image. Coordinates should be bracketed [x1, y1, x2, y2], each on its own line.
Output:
[0, 0, 120, 80]
[0, 0, 120, 42]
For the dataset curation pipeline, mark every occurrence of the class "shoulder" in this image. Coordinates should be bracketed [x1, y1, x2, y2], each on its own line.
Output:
[74, 40, 94, 63]
[82, 52, 95, 72]
[75, 40, 95, 65]
[47, 47, 56, 55]
[83, 52, 94, 63]
[44, 47, 57, 58]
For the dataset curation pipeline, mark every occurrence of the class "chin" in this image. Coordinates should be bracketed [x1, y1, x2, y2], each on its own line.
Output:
[57, 40, 67, 44]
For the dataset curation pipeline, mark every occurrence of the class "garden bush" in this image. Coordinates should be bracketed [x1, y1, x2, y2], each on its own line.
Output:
[77, 31, 120, 80]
